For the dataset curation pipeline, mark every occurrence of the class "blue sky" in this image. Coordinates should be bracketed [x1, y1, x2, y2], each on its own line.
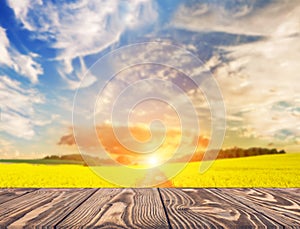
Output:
[0, 0, 299, 158]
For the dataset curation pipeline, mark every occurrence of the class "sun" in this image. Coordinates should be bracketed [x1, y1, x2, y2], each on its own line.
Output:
[148, 156, 159, 166]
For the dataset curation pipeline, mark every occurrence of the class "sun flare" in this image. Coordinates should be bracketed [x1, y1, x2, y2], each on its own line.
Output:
[148, 156, 159, 166]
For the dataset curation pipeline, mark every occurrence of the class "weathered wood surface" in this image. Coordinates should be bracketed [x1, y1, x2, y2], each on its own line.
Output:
[160, 188, 283, 228]
[0, 188, 299, 228]
[0, 188, 37, 205]
[58, 188, 169, 228]
[219, 188, 300, 227]
[0, 189, 96, 227]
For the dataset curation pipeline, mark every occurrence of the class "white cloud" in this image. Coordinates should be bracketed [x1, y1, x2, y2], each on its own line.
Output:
[6, 0, 43, 31]
[0, 27, 43, 83]
[7, 0, 158, 88]
[213, 37, 300, 143]
[0, 138, 20, 158]
[58, 56, 97, 90]
[211, 37, 300, 142]
[0, 75, 45, 139]
[0, 28, 13, 66]
[172, 1, 300, 36]
[171, 1, 300, 145]
[12, 52, 43, 84]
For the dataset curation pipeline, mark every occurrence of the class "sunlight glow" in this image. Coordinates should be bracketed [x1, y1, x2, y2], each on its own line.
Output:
[148, 156, 159, 166]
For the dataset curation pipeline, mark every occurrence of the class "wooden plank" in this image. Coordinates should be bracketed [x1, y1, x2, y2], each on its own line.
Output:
[58, 188, 169, 228]
[0, 188, 298, 228]
[269, 188, 300, 200]
[0, 188, 95, 227]
[0, 188, 36, 204]
[160, 188, 282, 228]
[219, 188, 300, 227]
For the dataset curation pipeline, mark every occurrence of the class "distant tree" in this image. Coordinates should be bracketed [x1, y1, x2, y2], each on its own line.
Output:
[203, 147, 286, 161]
[278, 150, 286, 154]
[48, 155, 60, 160]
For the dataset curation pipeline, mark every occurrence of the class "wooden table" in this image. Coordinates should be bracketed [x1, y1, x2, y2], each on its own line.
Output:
[0, 188, 299, 228]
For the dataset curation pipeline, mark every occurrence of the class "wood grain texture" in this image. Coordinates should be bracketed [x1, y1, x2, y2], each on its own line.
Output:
[219, 188, 300, 228]
[271, 188, 300, 200]
[0, 188, 36, 204]
[0, 188, 95, 228]
[58, 188, 169, 229]
[160, 188, 283, 228]
[0, 188, 299, 228]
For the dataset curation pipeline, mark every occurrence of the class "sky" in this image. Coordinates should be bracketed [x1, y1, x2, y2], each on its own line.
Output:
[0, 0, 299, 161]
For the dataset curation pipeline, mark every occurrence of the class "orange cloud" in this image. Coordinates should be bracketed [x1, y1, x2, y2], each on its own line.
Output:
[57, 133, 75, 146]
[97, 124, 209, 166]
[58, 124, 209, 166]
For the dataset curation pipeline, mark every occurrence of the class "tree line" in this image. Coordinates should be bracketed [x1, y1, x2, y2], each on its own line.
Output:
[189, 147, 286, 162]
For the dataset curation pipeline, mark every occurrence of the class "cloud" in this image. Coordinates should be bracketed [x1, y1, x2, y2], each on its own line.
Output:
[171, 1, 300, 147]
[214, 31, 300, 142]
[172, 1, 300, 36]
[0, 27, 43, 84]
[58, 133, 76, 146]
[7, 0, 158, 88]
[58, 123, 208, 165]
[8, 0, 157, 58]
[0, 27, 13, 66]
[0, 75, 45, 139]
[0, 138, 20, 158]
[208, 39, 300, 143]
[58, 56, 97, 90]
[5, 0, 43, 31]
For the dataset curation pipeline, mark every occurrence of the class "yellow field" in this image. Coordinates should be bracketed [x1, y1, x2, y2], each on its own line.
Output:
[0, 153, 299, 187]
[173, 153, 300, 187]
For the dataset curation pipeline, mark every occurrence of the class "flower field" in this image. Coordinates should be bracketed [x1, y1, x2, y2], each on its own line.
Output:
[0, 153, 299, 188]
